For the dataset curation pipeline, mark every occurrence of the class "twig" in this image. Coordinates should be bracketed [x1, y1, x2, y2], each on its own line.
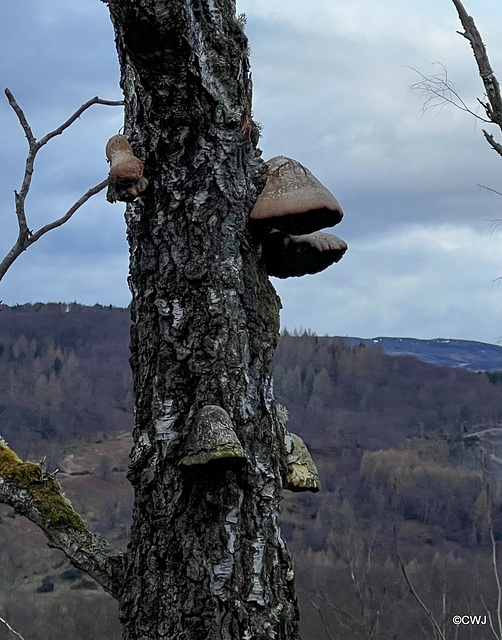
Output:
[4, 89, 35, 146]
[0, 615, 26, 640]
[481, 595, 501, 640]
[483, 130, 502, 157]
[409, 63, 490, 123]
[487, 220, 502, 237]
[485, 479, 502, 639]
[38, 96, 124, 147]
[30, 179, 109, 241]
[479, 185, 502, 198]
[411, 3, 502, 158]
[394, 525, 447, 640]
[311, 601, 336, 640]
[0, 180, 109, 282]
[1, 89, 123, 283]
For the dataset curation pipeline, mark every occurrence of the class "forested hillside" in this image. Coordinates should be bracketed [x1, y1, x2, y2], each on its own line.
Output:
[275, 333, 502, 638]
[1, 304, 502, 639]
[0, 303, 133, 465]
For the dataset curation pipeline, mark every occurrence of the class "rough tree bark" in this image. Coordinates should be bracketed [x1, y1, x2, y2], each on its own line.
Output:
[0, 1, 327, 637]
[105, 1, 301, 638]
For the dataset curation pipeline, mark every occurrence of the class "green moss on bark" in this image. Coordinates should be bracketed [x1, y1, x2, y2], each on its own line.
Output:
[0, 443, 41, 482]
[0, 443, 86, 533]
[32, 481, 86, 532]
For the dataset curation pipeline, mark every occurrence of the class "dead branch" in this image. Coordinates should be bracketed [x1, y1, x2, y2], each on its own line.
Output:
[411, 2, 502, 161]
[486, 608, 500, 640]
[311, 600, 337, 640]
[0, 440, 124, 598]
[0, 618, 24, 640]
[485, 478, 502, 639]
[451, 0, 502, 129]
[0, 179, 109, 281]
[1, 89, 123, 283]
[0, 615, 26, 640]
[394, 525, 447, 640]
[479, 185, 502, 198]
[483, 130, 502, 158]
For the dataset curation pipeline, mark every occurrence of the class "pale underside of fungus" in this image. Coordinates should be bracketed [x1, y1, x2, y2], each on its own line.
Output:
[250, 155, 343, 235]
[105, 134, 148, 203]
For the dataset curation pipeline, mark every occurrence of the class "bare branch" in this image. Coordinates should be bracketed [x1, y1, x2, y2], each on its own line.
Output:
[451, 0, 502, 129]
[411, 3, 502, 157]
[0, 615, 26, 640]
[394, 526, 447, 640]
[479, 184, 502, 198]
[399, 562, 447, 640]
[0, 441, 124, 598]
[4, 88, 35, 147]
[481, 596, 501, 640]
[311, 601, 336, 640]
[0, 179, 109, 282]
[485, 480, 502, 638]
[409, 63, 490, 122]
[38, 96, 124, 147]
[483, 130, 502, 157]
[487, 220, 502, 237]
[1, 89, 123, 283]
[5, 90, 35, 236]
[30, 179, 109, 241]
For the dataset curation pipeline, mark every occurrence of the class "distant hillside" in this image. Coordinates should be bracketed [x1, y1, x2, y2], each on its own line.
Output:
[345, 336, 502, 371]
[2, 304, 502, 639]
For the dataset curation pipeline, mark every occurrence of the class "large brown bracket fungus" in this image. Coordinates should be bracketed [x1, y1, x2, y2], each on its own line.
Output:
[261, 229, 347, 278]
[251, 155, 347, 278]
[105, 134, 148, 203]
[251, 156, 343, 235]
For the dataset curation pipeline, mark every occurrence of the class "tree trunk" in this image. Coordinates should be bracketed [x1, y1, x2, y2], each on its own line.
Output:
[105, 1, 301, 638]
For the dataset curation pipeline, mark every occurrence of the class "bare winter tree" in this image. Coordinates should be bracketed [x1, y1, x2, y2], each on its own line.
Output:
[0, 1, 347, 639]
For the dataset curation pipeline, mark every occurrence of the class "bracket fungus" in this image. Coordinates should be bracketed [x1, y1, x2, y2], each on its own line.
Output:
[105, 134, 148, 203]
[260, 229, 347, 278]
[179, 405, 247, 467]
[284, 433, 321, 493]
[251, 156, 343, 235]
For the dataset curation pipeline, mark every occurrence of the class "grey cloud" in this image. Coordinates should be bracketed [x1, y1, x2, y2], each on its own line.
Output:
[3, 0, 502, 343]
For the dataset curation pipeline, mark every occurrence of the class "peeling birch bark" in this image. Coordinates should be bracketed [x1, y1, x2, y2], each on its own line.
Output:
[105, 0, 301, 638]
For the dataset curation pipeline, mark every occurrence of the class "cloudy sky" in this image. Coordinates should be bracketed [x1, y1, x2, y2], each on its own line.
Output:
[2, 1, 502, 343]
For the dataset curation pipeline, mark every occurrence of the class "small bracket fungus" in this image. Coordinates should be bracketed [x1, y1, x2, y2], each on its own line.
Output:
[250, 156, 343, 235]
[179, 405, 247, 467]
[284, 433, 320, 492]
[261, 229, 347, 278]
[105, 134, 148, 203]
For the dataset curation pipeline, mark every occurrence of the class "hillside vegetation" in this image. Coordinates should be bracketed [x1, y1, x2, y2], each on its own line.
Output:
[1, 304, 502, 639]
